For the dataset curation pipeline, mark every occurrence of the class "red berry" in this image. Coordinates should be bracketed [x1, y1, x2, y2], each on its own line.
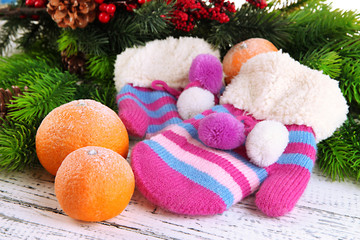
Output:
[94, 0, 104, 3]
[25, 0, 35, 6]
[106, 4, 116, 14]
[99, 3, 108, 12]
[20, 14, 27, 19]
[98, 12, 110, 23]
[138, 0, 145, 4]
[34, 0, 44, 8]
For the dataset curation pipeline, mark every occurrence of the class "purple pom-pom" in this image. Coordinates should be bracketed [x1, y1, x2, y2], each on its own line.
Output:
[189, 54, 223, 94]
[198, 113, 245, 150]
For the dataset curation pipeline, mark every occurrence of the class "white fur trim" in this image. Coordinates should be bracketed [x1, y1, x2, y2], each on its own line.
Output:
[177, 87, 215, 119]
[246, 120, 289, 167]
[220, 51, 348, 142]
[114, 37, 220, 92]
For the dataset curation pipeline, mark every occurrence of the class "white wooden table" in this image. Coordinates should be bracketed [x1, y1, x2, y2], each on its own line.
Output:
[0, 141, 359, 240]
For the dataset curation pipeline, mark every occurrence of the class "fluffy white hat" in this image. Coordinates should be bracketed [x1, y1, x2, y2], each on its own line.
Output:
[220, 51, 348, 142]
[114, 37, 220, 92]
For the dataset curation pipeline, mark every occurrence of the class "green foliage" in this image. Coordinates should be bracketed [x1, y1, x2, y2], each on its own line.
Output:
[0, 54, 78, 170]
[0, 18, 30, 55]
[55, 0, 173, 57]
[0, 53, 58, 89]
[0, 14, 60, 56]
[90, 83, 117, 112]
[57, 30, 79, 57]
[74, 81, 117, 111]
[57, 26, 109, 56]
[284, 0, 360, 58]
[339, 58, 360, 106]
[86, 55, 116, 82]
[133, 0, 174, 38]
[0, 119, 40, 171]
[199, 4, 291, 57]
[317, 117, 360, 181]
[8, 69, 78, 122]
[299, 48, 342, 79]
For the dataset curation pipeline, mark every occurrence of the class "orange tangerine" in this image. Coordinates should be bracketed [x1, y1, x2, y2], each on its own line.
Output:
[55, 146, 135, 222]
[223, 38, 278, 84]
[36, 99, 129, 175]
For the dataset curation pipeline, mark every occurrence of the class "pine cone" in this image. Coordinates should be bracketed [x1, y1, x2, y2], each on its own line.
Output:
[0, 86, 27, 124]
[61, 51, 87, 75]
[47, 0, 97, 29]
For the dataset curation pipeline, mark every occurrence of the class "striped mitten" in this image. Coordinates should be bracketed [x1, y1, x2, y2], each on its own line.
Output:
[116, 83, 183, 139]
[113, 37, 220, 138]
[131, 104, 316, 216]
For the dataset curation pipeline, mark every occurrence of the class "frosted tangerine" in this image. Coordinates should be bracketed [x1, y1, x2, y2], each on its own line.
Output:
[36, 99, 129, 175]
[55, 146, 135, 222]
[223, 38, 278, 84]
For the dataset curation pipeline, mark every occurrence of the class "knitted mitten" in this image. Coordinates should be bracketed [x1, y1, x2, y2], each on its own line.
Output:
[116, 82, 183, 138]
[113, 37, 220, 138]
[131, 104, 316, 216]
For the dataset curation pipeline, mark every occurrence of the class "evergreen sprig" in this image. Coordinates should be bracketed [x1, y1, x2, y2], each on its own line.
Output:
[133, 0, 174, 38]
[0, 13, 60, 56]
[0, 54, 56, 89]
[0, 17, 31, 55]
[0, 119, 40, 171]
[317, 117, 360, 181]
[285, 1, 360, 58]
[338, 58, 360, 107]
[8, 69, 78, 122]
[299, 47, 342, 79]
[203, 4, 291, 57]
[86, 55, 116, 82]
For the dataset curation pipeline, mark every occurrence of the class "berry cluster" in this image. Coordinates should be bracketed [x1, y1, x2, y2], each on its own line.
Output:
[95, 0, 147, 24]
[25, 0, 47, 8]
[171, 0, 236, 32]
[246, 0, 267, 9]
[24, 0, 47, 20]
[96, 0, 117, 23]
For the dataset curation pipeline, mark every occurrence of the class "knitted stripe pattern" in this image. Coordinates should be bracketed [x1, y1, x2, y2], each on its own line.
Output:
[131, 104, 317, 216]
[116, 84, 183, 138]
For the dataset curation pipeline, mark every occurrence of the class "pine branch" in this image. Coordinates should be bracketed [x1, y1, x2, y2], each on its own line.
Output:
[74, 81, 117, 111]
[7, 69, 78, 122]
[16, 14, 61, 53]
[57, 29, 79, 57]
[0, 53, 58, 89]
[338, 58, 360, 106]
[203, 4, 291, 57]
[0, 119, 40, 171]
[284, 1, 360, 58]
[0, 17, 32, 55]
[299, 47, 342, 79]
[90, 82, 117, 111]
[133, 0, 174, 38]
[86, 55, 116, 82]
[105, 14, 146, 54]
[317, 117, 360, 181]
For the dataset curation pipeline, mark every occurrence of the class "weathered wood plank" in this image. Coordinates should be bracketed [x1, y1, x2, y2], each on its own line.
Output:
[0, 163, 359, 240]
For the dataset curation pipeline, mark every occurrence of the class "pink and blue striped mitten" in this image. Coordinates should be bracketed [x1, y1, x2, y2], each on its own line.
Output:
[130, 51, 348, 217]
[113, 37, 221, 138]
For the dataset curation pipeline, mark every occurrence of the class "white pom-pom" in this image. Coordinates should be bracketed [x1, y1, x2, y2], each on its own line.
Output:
[246, 120, 289, 167]
[177, 87, 215, 119]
